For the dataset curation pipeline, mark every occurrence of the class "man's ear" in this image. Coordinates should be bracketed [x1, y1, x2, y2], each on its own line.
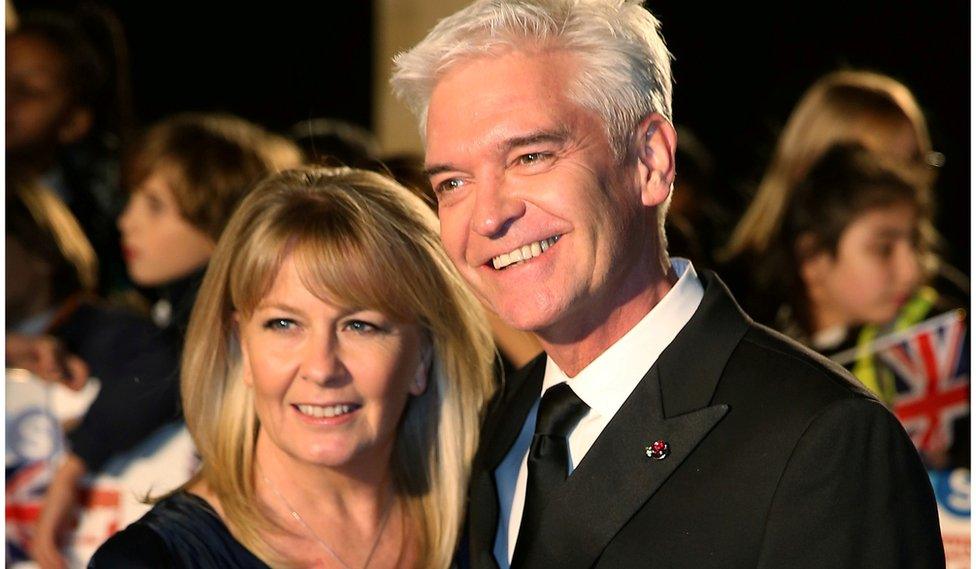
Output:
[57, 106, 93, 145]
[234, 312, 254, 387]
[634, 113, 677, 208]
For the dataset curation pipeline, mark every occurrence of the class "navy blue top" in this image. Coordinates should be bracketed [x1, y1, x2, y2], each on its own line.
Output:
[89, 492, 268, 568]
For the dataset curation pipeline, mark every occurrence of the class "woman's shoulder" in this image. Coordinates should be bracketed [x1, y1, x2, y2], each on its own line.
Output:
[89, 521, 174, 568]
[89, 491, 269, 569]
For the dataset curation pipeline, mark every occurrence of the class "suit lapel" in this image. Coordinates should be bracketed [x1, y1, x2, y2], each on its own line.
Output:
[469, 355, 547, 569]
[515, 271, 750, 568]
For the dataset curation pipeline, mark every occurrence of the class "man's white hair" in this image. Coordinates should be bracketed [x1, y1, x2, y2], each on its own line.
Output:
[391, 0, 673, 160]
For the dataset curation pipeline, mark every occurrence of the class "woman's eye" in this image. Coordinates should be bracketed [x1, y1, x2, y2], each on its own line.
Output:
[263, 318, 296, 331]
[343, 320, 384, 334]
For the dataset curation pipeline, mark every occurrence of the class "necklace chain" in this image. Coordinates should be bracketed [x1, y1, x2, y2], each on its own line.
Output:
[260, 472, 395, 569]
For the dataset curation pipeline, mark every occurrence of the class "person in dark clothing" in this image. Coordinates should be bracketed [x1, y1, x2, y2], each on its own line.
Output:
[7, 8, 134, 297]
[6, 179, 177, 569]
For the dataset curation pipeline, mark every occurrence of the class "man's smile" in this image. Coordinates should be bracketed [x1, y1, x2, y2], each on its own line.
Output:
[489, 235, 561, 270]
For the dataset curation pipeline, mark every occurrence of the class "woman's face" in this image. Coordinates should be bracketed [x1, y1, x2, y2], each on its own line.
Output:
[117, 167, 215, 286]
[802, 202, 922, 332]
[238, 253, 427, 472]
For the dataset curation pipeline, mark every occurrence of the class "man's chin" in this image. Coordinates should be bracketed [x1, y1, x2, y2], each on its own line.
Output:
[488, 299, 568, 337]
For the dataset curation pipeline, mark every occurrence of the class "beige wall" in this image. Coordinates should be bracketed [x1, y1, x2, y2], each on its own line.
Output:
[373, 0, 469, 156]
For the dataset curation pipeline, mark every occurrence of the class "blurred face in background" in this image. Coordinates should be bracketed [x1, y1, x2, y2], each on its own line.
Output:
[801, 201, 922, 332]
[117, 165, 215, 287]
[6, 33, 90, 155]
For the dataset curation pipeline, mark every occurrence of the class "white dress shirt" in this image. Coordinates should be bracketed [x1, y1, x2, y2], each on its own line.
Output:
[493, 258, 705, 567]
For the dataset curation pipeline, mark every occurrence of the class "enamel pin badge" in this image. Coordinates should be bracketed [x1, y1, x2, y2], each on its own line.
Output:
[645, 439, 670, 460]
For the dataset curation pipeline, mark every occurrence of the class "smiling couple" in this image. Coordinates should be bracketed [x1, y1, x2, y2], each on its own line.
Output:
[91, 1, 943, 568]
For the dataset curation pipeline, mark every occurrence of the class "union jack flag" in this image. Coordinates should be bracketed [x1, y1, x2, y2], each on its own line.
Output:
[878, 310, 969, 454]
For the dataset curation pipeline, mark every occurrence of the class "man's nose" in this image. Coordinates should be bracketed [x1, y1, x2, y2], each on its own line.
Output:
[470, 175, 526, 237]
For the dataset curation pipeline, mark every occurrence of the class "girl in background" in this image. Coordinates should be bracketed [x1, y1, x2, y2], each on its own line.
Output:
[752, 144, 927, 354]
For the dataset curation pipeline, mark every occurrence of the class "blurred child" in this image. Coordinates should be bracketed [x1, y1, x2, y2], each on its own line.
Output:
[754, 144, 928, 351]
[28, 113, 302, 568]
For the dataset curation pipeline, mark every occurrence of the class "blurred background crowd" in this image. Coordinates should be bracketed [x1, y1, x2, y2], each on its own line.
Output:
[5, 0, 969, 567]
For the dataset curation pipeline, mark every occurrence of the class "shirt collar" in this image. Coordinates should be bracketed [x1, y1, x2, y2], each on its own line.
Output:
[542, 258, 704, 418]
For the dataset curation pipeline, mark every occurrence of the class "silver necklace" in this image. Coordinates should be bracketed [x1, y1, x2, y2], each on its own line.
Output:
[260, 472, 395, 569]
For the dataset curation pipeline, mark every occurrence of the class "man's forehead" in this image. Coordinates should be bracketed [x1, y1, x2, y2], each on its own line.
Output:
[424, 51, 584, 158]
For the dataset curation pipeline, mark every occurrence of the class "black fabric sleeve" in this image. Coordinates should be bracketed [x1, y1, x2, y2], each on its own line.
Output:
[757, 397, 945, 568]
[64, 308, 181, 471]
[88, 523, 175, 568]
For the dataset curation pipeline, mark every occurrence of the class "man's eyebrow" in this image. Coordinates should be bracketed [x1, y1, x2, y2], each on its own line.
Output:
[501, 129, 570, 153]
[423, 129, 571, 178]
[423, 163, 456, 178]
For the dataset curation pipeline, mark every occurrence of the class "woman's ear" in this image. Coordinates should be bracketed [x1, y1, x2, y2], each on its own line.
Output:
[234, 312, 253, 388]
[410, 344, 432, 396]
[634, 113, 677, 208]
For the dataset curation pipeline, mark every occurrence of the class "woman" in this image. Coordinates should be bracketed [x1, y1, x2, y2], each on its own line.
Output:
[91, 167, 496, 568]
[717, 70, 955, 325]
[723, 69, 935, 266]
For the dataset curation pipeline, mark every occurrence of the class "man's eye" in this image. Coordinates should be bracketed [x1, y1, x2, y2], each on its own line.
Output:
[436, 178, 465, 194]
[518, 152, 552, 166]
[263, 318, 296, 331]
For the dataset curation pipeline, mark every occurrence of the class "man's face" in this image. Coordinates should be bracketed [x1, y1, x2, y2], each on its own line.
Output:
[425, 50, 658, 338]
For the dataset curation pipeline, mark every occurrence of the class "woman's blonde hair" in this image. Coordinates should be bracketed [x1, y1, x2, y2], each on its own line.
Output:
[180, 167, 496, 568]
[723, 70, 933, 261]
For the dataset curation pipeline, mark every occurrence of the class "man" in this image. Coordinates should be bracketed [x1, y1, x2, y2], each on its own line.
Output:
[392, 1, 944, 567]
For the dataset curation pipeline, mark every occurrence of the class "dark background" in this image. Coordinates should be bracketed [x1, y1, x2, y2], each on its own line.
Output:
[14, 0, 970, 272]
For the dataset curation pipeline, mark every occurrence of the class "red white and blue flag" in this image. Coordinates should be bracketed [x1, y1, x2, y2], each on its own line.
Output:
[878, 310, 969, 454]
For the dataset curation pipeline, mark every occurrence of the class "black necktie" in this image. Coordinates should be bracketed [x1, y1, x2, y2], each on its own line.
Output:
[513, 382, 590, 559]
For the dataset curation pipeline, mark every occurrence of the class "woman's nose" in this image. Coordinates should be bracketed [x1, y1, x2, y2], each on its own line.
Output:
[299, 336, 345, 385]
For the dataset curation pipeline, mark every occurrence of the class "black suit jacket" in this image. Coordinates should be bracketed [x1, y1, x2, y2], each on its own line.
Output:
[467, 271, 944, 569]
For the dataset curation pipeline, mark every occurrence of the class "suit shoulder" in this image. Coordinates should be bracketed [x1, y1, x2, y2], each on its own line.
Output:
[716, 323, 879, 430]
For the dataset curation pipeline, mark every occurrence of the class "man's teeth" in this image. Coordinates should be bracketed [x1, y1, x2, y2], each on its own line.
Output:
[296, 404, 356, 418]
[492, 236, 559, 269]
